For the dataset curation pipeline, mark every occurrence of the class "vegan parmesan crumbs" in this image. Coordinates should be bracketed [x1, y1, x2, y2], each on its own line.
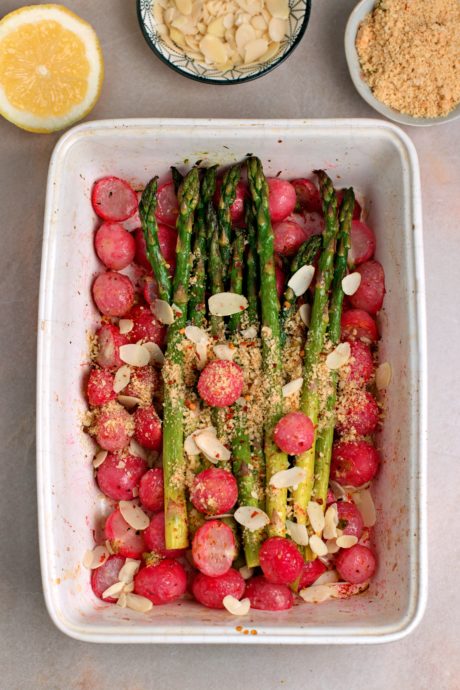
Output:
[356, 0, 460, 118]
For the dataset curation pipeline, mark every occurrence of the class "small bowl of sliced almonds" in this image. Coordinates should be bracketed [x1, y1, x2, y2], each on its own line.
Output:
[137, 0, 311, 84]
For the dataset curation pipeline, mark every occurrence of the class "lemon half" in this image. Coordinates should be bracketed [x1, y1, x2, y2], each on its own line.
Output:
[0, 4, 104, 133]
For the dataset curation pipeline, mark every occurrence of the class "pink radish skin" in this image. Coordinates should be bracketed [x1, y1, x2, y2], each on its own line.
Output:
[92, 177, 138, 222]
[134, 559, 187, 605]
[341, 309, 378, 344]
[93, 402, 134, 452]
[267, 178, 297, 222]
[94, 222, 136, 270]
[197, 360, 244, 408]
[290, 178, 322, 214]
[192, 520, 236, 577]
[298, 559, 327, 589]
[125, 304, 166, 347]
[275, 263, 285, 299]
[339, 391, 380, 436]
[335, 544, 376, 584]
[139, 468, 164, 513]
[142, 275, 159, 304]
[91, 554, 126, 602]
[124, 366, 161, 401]
[273, 219, 307, 257]
[134, 405, 162, 451]
[259, 537, 303, 585]
[345, 340, 374, 383]
[155, 182, 179, 227]
[95, 324, 127, 370]
[349, 260, 385, 315]
[143, 512, 186, 559]
[337, 501, 364, 540]
[213, 179, 247, 224]
[190, 468, 238, 516]
[331, 441, 380, 487]
[245, 576, 294, 611]
[86, 368, 116, 406]
[96, 453, 148, 501]
[273, 412, 315, 455]
[192, 569, 245, 609]
[104, 508, 146, 558]
[349, 220, 375, 265]
[92, 271, 135, 317]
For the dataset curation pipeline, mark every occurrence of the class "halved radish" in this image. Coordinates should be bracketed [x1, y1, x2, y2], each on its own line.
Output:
[86, 368, 116, 406]
[90, 554, 126, 602]
[192, 520, 236, 577]
[349, 220, 376, 266]
[95, 324, 127, 370]
[92, 177, 138, 222]
[273, 219, 306, 257]
[267, 178, 297, 223]
[134, 559, 187, 605]
[213, 179, 247, 224]
[156, 181, 179, 227]
[290, 178, 322, 214]
[92, 271, 135, 317]
[192, 569, 245, 609]
[341, 309, 378, 343]
[125, 304, 166, 347]
[139, 468, 164, 513]
[245, 576, 293, 611]
[94, 222, 136, 270]
[143, 511, 186, 559]
[105, 508, 146, 558]
[349, 260, 385, 315]
[96, 452, 148, 501]
[93, 401, 134, 452]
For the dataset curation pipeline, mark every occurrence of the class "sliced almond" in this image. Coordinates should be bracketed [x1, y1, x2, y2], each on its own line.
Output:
[82, 545, 109, 570]
[298, 303, 311, 327]
[200, 34, 228, 63]
[299, 584, 336, 604]
[208, 16, 225, 37]
[184, 426, 217, 456]
[285, 519, 309, 546]
[336, 535, 358, 549]
[235, 23, 256, 50]
[251, 13, 266, 29]
[117, 394, 142, 409]
[375, 362, 392, 390]
[223, 595, 250, 615]
[234, 506, 270, 532]
[119, 501, 150, 531]
[175, 0, 192, 15]
[118, 559, 141, 584]
[143, 341, 165, 365]
[239, 565, 254, 580]
[129, 438, 148, 461]
[113, 365, 131, 393]
[185, 325, 209, 345]
[323, 503, 339, 540]
[194, 430, 231, 463]
[326, 342, 351, 370]
[307, 501, 325, 534]
[102, 580, 125, 600]
[208, 292, 248, 316]
[93, 450, 108, 469]
[315, 570, 339, 585]
[212, 343, 235, 361]
[309, 534, 328, 557]
[270, 466, 307, 489]
[241, 325, 258, 339]
[268, 17, 286, 41]
[152, 299, 175, 325]
[119, 344, 150, 368]
[223, 12, 235, 28]
[125, 593, 153, 613]
[119, 319, 134, 335]
[266, 0, 289, 19]
[282, 377, 303, 397]
[105, 539, 114, 555]
[329, 480, 346, 500]
[352, 489, 376, 527]
[342, 272, 362, 296]
[243, 37, 267, 63]
[195, 341, 208, 370]
[260, 41, 280, 62]
[116, 592, 127, 608]
[287, 265, 315, 297]
[326, 539, 340, 554]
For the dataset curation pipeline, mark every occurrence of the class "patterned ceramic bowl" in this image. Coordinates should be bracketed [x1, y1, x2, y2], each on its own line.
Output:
[137, 0, 311, 84]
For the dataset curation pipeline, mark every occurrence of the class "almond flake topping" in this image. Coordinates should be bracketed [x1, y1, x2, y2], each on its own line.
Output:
[125, 593, 153, 613]
[129, 438, 148, 461]
[270, 466, 307, 489]
[375, 362, 392, 390]
[352, 489, 376, 527]
[119, 343, 150, 367]
[222, 595, 251, 615]
[314, 570, 339, 585]
[184, 426, 217, 455]
[195, 341, 208, 370]
[323, 503, 339, 540]
[287, 265, 315, 297]
[113, 365, 131, 393]
[308, 534, 328, 557]
[116, 592, 127, 608]
[143, 341, 165, 365]
[329, 480, 346, 500]
[117, 395, 142, 409]
[342, 272, 362, 296]
[102, 580, 125, 600]
[119, 319, 134, 335]
[213, 344, 235, 361]
[307, 501, 325, 534]
[336, 535, 358, 549]
[152, 299, 175, 325]
[325, 342, 351, 370]
[234, 506, 270, 532]
[239, 565, 254, 580]
[118, 559, 142, 583]
[119, 500, 150, 531]
[286, 519, 309, 546]
[299, 583, 337, 604]
[194, 429, 231, 463]
[298, 303, 311, 327]
[208, 292, 248, 316]
[282, 377, 303, 397]
[93, 450, 108, 469]
[326, 539, 340, 554]
[241, 325, 258, 339]
[185, 325, 210, 345]
[82, 545, 109, 570]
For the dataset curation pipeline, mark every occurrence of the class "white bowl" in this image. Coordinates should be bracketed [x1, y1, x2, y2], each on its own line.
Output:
[345, 0, 460, 127]
[38, 118, 427, 644]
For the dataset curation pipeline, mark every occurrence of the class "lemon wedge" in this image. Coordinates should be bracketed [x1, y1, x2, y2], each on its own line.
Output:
[0, 4, 103, 133]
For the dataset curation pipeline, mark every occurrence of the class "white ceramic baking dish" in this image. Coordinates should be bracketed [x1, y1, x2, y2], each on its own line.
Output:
[37, 118, 427, 644]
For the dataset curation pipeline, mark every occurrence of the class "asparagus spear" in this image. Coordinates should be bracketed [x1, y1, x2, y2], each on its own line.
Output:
[228, 229, 245, 332]
[247, 156, 288, 538]
[280, 235, 322, 345]
[139, 177, 172, 303]
[217, 164, 240, 286]
[163, 167, 200, 550]
[207, 197, 225, 338]
[312, 188, 354, 507]
[245, 203, 260, 326]
[171, 166, 184, 195]
[189, 166, 217, 326]
[293, 171, 340, 533]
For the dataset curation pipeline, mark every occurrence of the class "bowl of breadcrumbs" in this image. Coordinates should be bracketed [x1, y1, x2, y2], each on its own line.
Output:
[345, 0, 460, 126]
